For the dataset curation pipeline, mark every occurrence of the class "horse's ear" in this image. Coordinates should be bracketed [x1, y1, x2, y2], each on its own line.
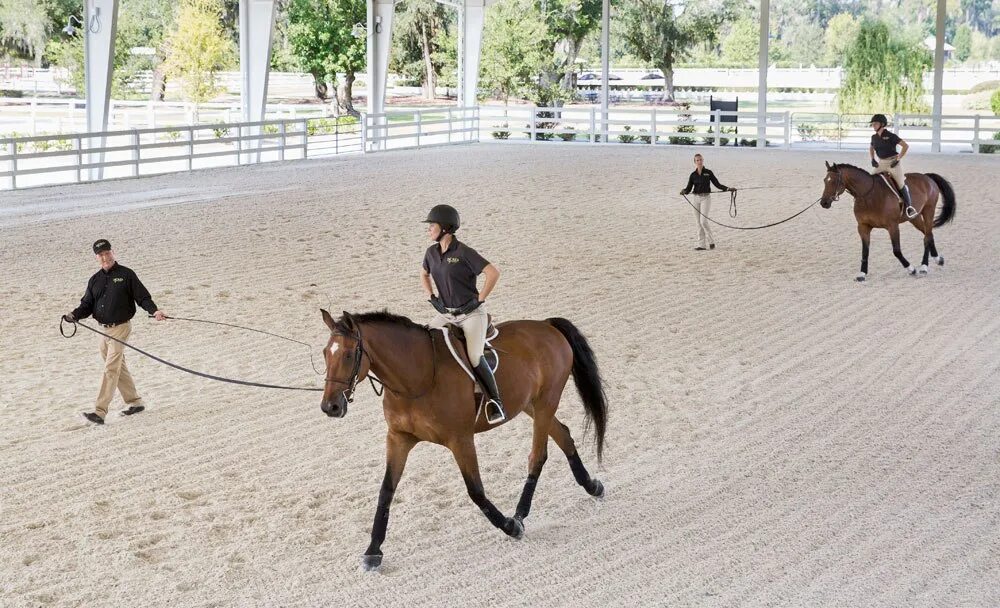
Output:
[825, 160, 831, 169]
[341, 311, 354, 329]
[321, 309, 336, 332]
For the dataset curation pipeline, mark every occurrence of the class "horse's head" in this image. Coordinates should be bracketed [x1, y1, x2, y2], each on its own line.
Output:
[820, 161, 845, 209]
[320, 309, 370, 419]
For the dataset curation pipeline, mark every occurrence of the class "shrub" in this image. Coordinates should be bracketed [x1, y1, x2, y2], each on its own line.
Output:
[557, 126, 577, 141]
[991, 89, 1000, 116]
[980, 131, 1000, 153]
[618, 125, 637, 144]
[491, 123, 510, 139]
[213, 127, 230, 139]
[704, 126, 734, 146]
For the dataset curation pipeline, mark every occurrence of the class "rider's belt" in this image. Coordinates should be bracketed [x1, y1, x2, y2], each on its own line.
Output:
[99, 321, 128, 328]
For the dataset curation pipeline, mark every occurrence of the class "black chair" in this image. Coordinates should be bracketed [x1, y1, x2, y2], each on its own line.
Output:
[709, 95, 738, 146]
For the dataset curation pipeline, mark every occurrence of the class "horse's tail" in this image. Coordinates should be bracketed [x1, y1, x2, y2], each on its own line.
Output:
[546, 318, 608, 462]
[927, 173, 957, 227]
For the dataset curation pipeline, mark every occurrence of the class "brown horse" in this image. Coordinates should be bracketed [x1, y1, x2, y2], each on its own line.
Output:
[319, 309, 608, 571]
[820, 162, 956, 281]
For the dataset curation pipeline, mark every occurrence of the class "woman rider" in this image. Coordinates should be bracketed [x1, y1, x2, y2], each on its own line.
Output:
[869, 113, 916, 219]
[421, 204, 506, 424]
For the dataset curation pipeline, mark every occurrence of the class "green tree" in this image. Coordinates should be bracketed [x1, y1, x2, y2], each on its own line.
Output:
[953, 24, 972, 61]
[286, 0, 365, 114]
[162, 0, 235, 104]
[837, 19, 931, 115]
[991, 88, 1000, 115]
[391, 0, 454, 100]
[479, 0, 547, 103]
[823, 13, 860, 66]
[618, 0, 733, 100]
[721, 17, 758, 65]
[536, 0, 602, 94]
[0, 0, 50, 65]
[781, 16, 824, 66]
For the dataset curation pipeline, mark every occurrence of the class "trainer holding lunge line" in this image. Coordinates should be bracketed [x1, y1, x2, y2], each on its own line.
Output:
[63, 239, 167, 425]
[679, 153, 736, 250]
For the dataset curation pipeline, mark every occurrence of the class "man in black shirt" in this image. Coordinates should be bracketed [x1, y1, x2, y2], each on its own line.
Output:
[680, 153, 735, 250]
[64, 239, 167, 424]
[869, 113, 916, 219]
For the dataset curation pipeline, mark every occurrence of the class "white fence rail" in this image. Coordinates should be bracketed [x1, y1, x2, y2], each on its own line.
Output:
[364, 106, 479, 151]
[478, 105, 1000, 154]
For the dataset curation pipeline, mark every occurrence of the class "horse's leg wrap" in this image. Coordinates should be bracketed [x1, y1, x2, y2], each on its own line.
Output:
[364, 468, 396, 558]
[860, 240, 870, 276]
[515, 474, 540, 520]
[463, 474, 520, 536]
[568, 451, 602, 496]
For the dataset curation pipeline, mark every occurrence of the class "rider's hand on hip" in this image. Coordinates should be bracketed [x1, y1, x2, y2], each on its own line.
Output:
[871, 158, 878, 168]
[429, 295, 448, 314]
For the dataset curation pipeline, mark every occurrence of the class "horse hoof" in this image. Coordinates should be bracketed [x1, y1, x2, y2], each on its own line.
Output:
[906, 266, 917, 276]
[361, 554, 383, 572]
[506, 517, 524, 540]
[588, 479, 605, 498]
[855, 273, 866, 282]
[937, 256, 945, 266]
[918, 265, 928, 275]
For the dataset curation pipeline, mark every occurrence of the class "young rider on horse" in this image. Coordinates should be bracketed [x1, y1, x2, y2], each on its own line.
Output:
[421, 204, 507, 424]
[869, 113, 917, 219]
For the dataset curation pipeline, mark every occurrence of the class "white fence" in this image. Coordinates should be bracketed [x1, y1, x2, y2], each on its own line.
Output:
[478, 105, 1000, 154]
[0, 107, 481, 190]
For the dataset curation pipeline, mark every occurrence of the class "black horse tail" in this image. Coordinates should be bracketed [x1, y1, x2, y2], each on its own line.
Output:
[927, 173, 956, 227]
[546, 318, 608, 462]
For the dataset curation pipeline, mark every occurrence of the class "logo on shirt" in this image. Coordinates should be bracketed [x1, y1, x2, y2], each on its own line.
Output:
[113, 277, 125, 283]
[447, 257, 461, 264]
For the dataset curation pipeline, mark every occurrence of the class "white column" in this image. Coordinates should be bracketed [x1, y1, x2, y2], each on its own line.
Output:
[459, 0, 486, 109]
[757, 0, 769, 148]
[83, 0, 119, 179]
[931, 0, 946, 153]
[239, 0, 276, 162]
[367, 0, 395, 150]
[600, 0, 609, 142]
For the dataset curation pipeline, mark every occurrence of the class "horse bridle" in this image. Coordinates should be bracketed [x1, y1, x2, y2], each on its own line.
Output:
[324, 323, 438, 403]
[325, 325, 367, 404]
[828, 168, 874, 202]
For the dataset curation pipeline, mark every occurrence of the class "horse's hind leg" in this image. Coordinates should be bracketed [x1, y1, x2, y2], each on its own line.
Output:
[549, 417, 604, 498]
[889, 223, 916, 275]
[450, 437, 524, 539]
[513, 406, 555, 524]
[362, 430, 418, 571]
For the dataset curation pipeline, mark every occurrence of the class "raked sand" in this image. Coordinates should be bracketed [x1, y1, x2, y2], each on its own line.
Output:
[1, 143, 998, 607]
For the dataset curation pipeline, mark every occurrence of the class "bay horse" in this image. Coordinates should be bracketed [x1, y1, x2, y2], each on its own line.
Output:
[820, 162, 956, 281]
[319, 309, 608, 571]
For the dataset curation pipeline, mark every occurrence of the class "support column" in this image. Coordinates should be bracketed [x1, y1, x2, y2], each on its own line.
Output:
[366, 0, 395, 151]
[458, 0, 486, 140]
[83, 0, 119, 179]
[239, 0, 276, 162]
[931, 0, 946, 153]
[600, 0, 609, 143]
[757, 0, 769, 148]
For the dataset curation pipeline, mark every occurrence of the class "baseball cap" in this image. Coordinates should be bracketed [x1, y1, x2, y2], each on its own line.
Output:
[93, 239, 112, 254]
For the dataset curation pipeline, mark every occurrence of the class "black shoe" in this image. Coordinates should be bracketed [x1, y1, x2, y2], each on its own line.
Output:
[121, 405, 145, 416]
[709, 243, 716, 250]
[83, 412, 105, 425]
[694, 246, 707, 251]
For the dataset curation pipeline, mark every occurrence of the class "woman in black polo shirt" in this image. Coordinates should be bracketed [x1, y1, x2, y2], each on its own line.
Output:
[421, 204, 506, 424]
[680, 153, 735, 250]
[869, 113, 916, 219]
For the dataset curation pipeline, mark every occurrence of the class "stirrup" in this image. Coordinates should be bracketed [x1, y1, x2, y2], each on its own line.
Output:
[905, 205, 918, 219]
[484, 399, 507, 424]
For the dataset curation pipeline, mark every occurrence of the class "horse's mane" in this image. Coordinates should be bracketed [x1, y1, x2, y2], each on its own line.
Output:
[832, 163, 867, 173]
[335, 309, 426, 334]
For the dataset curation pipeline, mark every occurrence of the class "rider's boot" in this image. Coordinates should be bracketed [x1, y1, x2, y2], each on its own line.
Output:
[472, 356, 507, 424]
[900, 184, 917, 219]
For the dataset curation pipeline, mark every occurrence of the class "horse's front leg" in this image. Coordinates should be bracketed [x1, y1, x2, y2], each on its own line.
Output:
[856, 223, 873, 282]
[449, 436, 524, 539]
[362, 430, 418, 572]
[888, 223, 916, 275]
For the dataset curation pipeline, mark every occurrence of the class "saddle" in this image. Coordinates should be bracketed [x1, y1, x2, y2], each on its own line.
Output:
[437, 315, 499, 386]
[877, 173, 911, 217]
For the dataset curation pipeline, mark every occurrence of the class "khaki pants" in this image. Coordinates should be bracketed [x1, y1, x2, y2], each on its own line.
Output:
[873, 157, 906, 189]
[94, 321, 142, 418]
[692, 193, 716, 248]
[428, 305, 489, 364]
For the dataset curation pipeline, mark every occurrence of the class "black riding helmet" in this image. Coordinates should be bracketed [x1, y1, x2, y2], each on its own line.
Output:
[870, 113, 888, 128]
[424, 204, 460, 240]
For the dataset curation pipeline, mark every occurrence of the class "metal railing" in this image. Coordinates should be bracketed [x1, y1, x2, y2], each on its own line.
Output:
[479, 105, 1000, 154]
[364, 106, 479, 151]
